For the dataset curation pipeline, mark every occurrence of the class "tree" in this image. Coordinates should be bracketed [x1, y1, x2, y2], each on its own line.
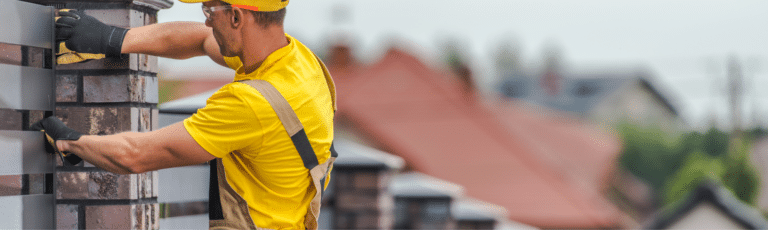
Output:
[702, 127, 729, 157]
[663, 151, 725, 204]
[618, 122, 689, 196]
[618, 122, 760, 206]
[721, 138, 760, 204]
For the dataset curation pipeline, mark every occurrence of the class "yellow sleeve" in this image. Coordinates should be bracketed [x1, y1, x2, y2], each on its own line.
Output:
[183, 85, 263, 158]
[223, 56, 243, 71]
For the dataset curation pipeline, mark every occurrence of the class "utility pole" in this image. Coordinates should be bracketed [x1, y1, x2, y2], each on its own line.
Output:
[747, 57, 762, 129]
[706, 57, 720, 130]
[728, 56, 743, 135]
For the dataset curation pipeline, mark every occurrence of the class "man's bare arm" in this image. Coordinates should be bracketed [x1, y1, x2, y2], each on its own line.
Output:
[57, 122, 215, 174]
[121, 22, 226, 67]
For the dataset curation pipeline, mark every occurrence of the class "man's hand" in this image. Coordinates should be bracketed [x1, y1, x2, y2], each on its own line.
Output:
[30, 117, 83, 165]
[56, 10, 128, 57]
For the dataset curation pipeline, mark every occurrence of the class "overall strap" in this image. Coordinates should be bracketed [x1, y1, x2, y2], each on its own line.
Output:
[239, 80, 321, 168]
[238, 62, 336, 229]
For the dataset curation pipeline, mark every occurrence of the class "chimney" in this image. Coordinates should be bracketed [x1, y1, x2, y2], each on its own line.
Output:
[21, 0, 171, 229]
[454, 62, 476, 95]
[327, 44, 355, 68]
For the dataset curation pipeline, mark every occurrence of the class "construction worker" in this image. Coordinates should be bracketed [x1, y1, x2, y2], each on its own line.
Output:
[32, 0, 336, 229]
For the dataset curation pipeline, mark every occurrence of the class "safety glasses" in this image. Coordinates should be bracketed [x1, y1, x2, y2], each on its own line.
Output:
[202, 5, 232, 19]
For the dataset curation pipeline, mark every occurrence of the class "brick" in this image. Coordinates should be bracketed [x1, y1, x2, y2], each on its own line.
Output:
[151, 203, 159, 230]
[135, 204, 145, 230]
[56, 107, 133, 135]
[82, 75, 131, 103]
[56, 171, 88, 199]
[129, 54, 141, 72]
[336, 191, 381, 211]
[0, 43, 22, 66]
[82, 75, 126, 103]
[131, 107, 140, 132]
[56, 75, 78, 102]
[378, 192, 394, 212]
[55, 55, 130, 70]
[130, 8, 146, 28]
[144, 10, 157, 25]
[138, 108, 151, 132]
[85, 205, 136, 229]
[151, 109, 159, 131]
[0, 44, 47, 68]
[139, 172, 152, 198]
[0, 109, 22, 130]
[83, 75, 158, 103]
[135, 172, 143, 199]
[354, 212, 381, 229]
[334, 212, 353, 229]
[56, 204, 79, 229]
[28, 110, 45, 130]
[333, 171, 352, 190]
[379, 212, 394, 230]
[456, 220, 495, 230]
[144, 76, 158, 103]
[130, 53, 159, 73]
[56, 54, 159, 73]
[55, 154, 64, 167]
[151, 171, 158, 198]
[0, 175, 22, 196]
[88, 171, 137, 199]
[353, 171, 379, 189]
[53, 9, 152, 71]
[138, 172, 151, 198]
[29, 173, 47, 195]
[137, 204, 149, 230]
[25, 46, 46, 69]
[378, 170, 393, 190]
[148, 203, 158, 230]
[79, 8, 151, 29]
[145, 55, 158, 73]
[82, 8, 131, 28]
[143, 204, 153, 230]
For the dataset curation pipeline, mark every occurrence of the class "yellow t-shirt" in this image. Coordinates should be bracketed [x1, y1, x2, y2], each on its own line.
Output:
[183, 34, 334, 229]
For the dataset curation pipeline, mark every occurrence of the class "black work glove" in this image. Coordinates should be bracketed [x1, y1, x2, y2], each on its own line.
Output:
[30, 117, 83, 166]
[56, 10, 128, 57]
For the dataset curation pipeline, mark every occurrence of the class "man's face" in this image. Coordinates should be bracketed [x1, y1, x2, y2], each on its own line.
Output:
[203, 0, 237, 57]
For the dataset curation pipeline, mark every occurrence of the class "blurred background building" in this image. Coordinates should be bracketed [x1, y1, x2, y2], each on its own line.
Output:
[153, 0, 768, 229]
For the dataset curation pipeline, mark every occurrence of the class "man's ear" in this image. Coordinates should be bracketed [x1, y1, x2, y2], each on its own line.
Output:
[230, 7, 244, 28]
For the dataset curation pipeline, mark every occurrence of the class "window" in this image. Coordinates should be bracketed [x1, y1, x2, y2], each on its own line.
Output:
[573, 81, 601, 97]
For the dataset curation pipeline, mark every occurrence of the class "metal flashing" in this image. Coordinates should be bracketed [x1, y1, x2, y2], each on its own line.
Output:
[0, 64, 54, 111]
[0, 131, 55, 175]
[0, 1, 54, 49]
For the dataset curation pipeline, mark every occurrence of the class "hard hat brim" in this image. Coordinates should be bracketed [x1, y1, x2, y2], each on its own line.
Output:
[178, 0, 212, 3]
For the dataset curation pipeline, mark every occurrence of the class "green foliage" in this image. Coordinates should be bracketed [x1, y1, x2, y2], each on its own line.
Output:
[618, 122, 691, 192]
[702, 127, 729, 157]
[745, 127, 768, 141]
[618, 122, 762, 206]
[721, 139, 761, 204]
[663, 151, 724, 204]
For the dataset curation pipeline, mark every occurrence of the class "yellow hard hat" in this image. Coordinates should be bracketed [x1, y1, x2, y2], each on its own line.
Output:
[178, 0, 288, 12]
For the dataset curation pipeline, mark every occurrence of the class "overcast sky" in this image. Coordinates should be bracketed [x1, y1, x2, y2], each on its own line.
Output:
[157, 0, 768, 131]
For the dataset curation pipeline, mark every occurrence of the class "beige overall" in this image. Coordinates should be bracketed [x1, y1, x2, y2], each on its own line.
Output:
[208, 56, 337, 230]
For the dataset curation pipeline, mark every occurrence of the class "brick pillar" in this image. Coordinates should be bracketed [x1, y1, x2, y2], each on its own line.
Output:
[330, 166, 398, 229]
[390, 173, 458, 229]
[21, 0, 171, 229]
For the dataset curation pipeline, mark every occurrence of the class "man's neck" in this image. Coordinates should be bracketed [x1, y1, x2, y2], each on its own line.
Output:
[239, 26, 289, 75]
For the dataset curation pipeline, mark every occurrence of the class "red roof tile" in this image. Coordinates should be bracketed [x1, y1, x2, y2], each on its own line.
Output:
[329, 46, 624, 228]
